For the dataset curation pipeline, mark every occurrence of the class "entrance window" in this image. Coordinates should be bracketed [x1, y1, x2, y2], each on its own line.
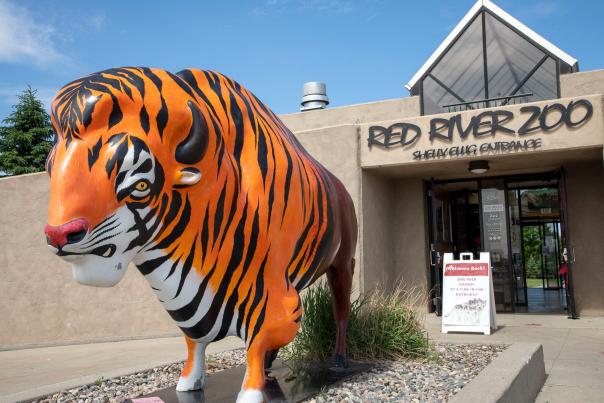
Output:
[428, 173, 571, 314]
[421, 15, 486, 115]
[407, 4, 578, 115]
[484, 13, 559, 104]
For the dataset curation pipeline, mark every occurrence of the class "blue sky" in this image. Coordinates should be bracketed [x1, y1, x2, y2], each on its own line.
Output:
[0, 0, 602, 120]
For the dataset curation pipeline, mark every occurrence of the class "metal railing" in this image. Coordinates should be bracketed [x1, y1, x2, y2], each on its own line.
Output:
[442, 92, 533, 112]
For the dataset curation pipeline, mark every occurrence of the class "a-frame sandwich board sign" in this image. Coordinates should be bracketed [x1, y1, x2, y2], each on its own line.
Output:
[441, 252, 497, 335]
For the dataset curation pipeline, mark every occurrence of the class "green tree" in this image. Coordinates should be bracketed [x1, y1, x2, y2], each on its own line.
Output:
[523, 225, 542, 278]
[0, 86, 54, 176]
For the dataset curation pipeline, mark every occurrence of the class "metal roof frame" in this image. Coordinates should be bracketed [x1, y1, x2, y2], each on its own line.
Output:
[405, 0, 578, 91]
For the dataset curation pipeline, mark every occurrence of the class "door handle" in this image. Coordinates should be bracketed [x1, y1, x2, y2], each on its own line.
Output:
[430, 250, 441, 266]
[563, 246, 576, 263]
[562, 247, 568, 263]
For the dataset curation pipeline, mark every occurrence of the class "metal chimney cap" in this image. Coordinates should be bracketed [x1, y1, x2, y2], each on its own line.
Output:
[302, 82, 326, 95]
[300, 81, 329, 111]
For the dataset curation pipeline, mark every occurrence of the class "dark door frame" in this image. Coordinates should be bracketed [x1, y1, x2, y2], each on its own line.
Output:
[559, 168, 578, 319]
[426, 169, 578, 317]
[428, 177, 442, 316]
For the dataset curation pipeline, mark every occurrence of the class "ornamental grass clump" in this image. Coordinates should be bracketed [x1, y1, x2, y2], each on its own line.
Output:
[284, 281, 430, 362]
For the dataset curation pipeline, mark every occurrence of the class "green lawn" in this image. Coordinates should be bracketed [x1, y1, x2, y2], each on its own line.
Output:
[526, 278, 543, 288]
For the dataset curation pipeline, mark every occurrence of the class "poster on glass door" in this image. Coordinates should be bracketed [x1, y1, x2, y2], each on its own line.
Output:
[442, 252, 497, 335]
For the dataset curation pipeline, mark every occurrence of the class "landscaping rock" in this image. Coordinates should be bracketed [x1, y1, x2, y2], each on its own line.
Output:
[30, 343, 504, 402]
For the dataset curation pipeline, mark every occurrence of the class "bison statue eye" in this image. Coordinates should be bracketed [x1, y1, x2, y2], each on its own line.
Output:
[135, 181, 149, 191]
[130, 180, 151, 199]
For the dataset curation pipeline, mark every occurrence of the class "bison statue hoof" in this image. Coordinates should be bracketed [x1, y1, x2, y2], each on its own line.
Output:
[175, 375, 204, 392]
[236, 389, 264, 403]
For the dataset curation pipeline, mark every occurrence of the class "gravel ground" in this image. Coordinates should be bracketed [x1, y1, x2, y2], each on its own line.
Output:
[304, 344, 506, 403]
[30, 343, 505, 403]
[31, 349, 246, 403]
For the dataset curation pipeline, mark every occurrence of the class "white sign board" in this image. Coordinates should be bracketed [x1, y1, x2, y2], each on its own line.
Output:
[442, 252, 497, 335]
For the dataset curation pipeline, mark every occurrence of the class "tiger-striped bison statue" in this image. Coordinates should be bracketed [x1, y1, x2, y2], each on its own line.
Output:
[44, 67, 357, 403]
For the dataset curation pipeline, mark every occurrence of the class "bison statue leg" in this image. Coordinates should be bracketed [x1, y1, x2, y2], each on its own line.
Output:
[327, 173, 358, 368]
[327, 257, 355, 367]
[238, 287, 302, 403]
[264, 349, 279, 370]
[176, 336, 207, 391]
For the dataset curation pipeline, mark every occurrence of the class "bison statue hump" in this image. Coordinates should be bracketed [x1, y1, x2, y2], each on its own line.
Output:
[44, 67, 357, 403]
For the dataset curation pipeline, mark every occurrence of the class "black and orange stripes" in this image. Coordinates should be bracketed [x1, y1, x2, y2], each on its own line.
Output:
[48, 67, 356, 394]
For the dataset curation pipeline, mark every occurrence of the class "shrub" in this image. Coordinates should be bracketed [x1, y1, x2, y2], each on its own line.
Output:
[283, 281, 431, 362]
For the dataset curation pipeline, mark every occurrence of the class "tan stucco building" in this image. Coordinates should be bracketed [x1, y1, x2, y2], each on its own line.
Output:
[285, 0, 604, 320]
[283, 0, 604, 319]
[1, 0, 602, 349]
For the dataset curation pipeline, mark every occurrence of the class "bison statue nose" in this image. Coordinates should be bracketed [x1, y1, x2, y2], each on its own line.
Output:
[44, 218, 89, 249]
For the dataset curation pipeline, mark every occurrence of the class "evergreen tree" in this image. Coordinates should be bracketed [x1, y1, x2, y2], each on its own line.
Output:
[0, 86, 54, 176]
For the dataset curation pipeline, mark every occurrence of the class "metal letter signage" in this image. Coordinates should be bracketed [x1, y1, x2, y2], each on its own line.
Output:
[441, 252, 497, 335]
[44, 67, 358, 403]
[367, 122, 421, 147]
[368, 99, 593, 152]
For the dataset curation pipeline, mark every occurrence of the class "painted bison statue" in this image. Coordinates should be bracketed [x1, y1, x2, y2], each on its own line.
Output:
[44, 67, 357, 402]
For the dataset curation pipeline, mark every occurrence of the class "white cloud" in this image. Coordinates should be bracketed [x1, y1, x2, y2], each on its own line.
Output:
[0, 0, 66, 67]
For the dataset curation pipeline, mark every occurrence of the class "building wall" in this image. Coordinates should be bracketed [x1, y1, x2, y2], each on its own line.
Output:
[561, 69, 604, 98]
[282, 97, 425, 296]
[360, 171, 394, 292]
[392, 179, 430, 298]
[285, 97, 424, 297]
[359, 176, 430, 306]
[565, 160, 604, 316]
[0, 173, 178, 349]
[292, 125, 363, 297]
[280, 97, 420, 132]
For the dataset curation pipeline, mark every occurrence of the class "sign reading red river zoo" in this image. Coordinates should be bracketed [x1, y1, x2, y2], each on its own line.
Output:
[442, 252, 497, 335]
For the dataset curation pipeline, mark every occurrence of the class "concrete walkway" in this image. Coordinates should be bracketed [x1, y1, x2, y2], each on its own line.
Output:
[0, 336, 245, 403]
[424, 313, 604, 403]
[1, 315, 602, 402]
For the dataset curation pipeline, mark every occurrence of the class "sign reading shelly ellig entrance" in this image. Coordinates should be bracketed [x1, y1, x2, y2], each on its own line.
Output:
[367, 99, 593, 160]
[411, 138, 543, 161]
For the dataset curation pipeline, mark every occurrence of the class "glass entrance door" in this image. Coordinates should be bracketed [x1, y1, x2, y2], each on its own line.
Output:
[428, 180, 479, 315]
[508, 189, 526, 305]
[428, 171, 576, 315]
[521, 222, 562, 289]
[507, 181, 569, 313]
[542, 222, 562, 289]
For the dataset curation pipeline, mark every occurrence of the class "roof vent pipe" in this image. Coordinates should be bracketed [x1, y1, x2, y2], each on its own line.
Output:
[300, 82, 329, 111]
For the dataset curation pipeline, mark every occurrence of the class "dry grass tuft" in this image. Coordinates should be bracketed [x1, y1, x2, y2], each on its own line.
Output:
[283, 281, 431, 362]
